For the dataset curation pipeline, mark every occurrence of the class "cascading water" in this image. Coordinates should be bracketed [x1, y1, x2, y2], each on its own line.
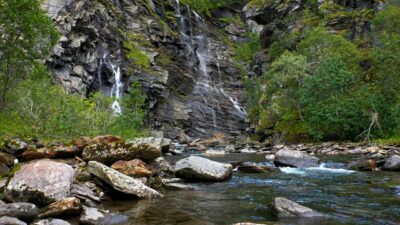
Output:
[174, 0, 246, 132]
[110, 65, 123, 115]
[96, 53, 123, 115]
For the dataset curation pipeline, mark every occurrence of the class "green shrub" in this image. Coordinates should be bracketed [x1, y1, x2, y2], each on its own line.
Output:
[0, 68, 146, 141]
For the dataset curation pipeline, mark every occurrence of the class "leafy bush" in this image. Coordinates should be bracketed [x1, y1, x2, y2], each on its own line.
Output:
[0, 67, 146, 141]
[0, 0, 59, 109]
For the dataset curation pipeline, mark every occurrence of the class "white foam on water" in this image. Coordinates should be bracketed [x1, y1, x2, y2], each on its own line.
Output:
[280, 163, 355, 175]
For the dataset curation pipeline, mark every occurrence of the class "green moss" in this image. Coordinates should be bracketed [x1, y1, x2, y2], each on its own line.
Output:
[156, 50, 172, 67]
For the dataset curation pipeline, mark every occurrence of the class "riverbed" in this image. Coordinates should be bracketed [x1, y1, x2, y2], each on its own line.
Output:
[104, 153, 400, 225]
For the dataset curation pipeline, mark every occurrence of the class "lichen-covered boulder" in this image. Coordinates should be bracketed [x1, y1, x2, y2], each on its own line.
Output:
[39, 197, 82, 218]
[271, 197, 324, 218]
[274, 149, 319, 168]
[87, 161, 162, 198]
[174, 156, 232, 182]
[111, 159, 152, 178]
[21, 146, 80, 161]
[5, 160, 75, 206]
[82, 142, 161, 165]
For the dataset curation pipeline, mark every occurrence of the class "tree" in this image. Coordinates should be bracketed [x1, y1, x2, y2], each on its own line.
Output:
[0, 0, 59, 110]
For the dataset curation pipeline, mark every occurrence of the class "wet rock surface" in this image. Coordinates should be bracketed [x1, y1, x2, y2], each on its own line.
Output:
[5, 160, 75, 206]
[79, 207, 128, 225]
[271, 197, 324, 218]
[174, 156, 233, 181]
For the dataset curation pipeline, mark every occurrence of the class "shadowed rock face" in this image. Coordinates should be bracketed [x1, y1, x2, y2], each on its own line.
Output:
[5, 160, 75, 207]
[42, 0, 248, 139]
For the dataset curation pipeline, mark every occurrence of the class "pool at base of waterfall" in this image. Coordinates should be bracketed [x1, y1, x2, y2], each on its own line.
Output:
[104, 154, 400, 225]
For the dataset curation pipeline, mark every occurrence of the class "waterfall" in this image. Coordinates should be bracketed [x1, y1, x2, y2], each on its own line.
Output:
[173, 0, 247, 131]
[96, 53, 123, 115]
[110, 65, 122, 115]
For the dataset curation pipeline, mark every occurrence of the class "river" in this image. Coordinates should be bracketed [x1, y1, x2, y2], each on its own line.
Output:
[104, 153, 400, 225]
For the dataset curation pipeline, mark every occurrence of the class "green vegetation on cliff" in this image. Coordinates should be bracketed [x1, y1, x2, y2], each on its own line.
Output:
[247, 1, 400, 142]
[0, 0, 146, 141]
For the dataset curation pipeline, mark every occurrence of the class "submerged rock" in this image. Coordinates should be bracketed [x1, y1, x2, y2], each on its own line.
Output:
[82, 142, 161, 164]
[79, 207, 128, 225]
[0, 203, 39, 222]
[5, 160, 75, 206]
[87, 161, 162, 198]
[382, 155, 400, 171]
[0, 216, 27, 225]
[32, 219, 71, 225]
[271, 197, 324, 218]
[111, 159, 152, 178]
[238, 162, 276, 173]
[274, 149, 319, 168]
[39, 197, 82, 218]
[347, 159, 377, 171]
[174, 156, 232, 181]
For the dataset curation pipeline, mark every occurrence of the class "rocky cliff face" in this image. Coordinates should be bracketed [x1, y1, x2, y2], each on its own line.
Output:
[41, 0, 250, 139]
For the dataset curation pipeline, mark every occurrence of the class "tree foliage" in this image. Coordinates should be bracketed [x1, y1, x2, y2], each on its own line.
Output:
[0, 0, 59, 109]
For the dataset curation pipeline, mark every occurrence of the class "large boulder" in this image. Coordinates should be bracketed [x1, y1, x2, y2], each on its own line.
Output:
[382, 155, 400, 171]
[274, 149, 319, 168]
[82, 142, 161, 165]
[87, 161, 162, 198]
[174, 156, 233, 181]
[271, 197, 324, 218]
[0, 203, 38, 222]
[79, 207, 128, 225]
[5, 160, 75, 206]
[21, 146, 80, 161]
[111, 159, 152, 178]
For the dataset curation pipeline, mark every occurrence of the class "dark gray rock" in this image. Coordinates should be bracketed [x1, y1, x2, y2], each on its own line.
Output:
[0, 216, 27, 225]
[0, 203, 38, 222]
[274, 149, 319, 168]
[79, 207, 128, 225]
[347, 159, 377, 171]
[174, 156, 233, 181]
[382, 155, 400, 171]
[271, 197, 324, 218]
[5, 160, 75, 206]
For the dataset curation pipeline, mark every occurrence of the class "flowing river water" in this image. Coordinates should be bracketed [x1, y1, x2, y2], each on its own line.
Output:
[104, 153, 400, 225]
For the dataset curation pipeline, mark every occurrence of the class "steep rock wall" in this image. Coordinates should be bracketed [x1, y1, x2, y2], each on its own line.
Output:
[41, 0, 249, 139]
